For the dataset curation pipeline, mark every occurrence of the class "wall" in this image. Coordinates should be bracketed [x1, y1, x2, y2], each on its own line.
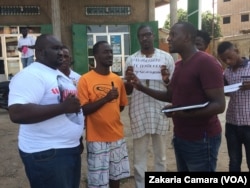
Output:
[214, 34, 250, 59]
[0, 0, 51, 25]
[215, 0, 250, 67]
[218, 0, 250, 37]
[0, 0, 152, 50]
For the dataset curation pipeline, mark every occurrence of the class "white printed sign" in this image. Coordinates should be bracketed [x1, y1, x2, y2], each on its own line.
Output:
[132, 57, 164, 80]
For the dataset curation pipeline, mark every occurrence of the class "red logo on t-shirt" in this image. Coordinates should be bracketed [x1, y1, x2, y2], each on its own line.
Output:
[51, 88, 60, 94]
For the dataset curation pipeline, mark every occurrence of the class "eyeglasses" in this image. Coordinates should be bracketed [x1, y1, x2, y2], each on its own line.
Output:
[138, 32, 153, 39]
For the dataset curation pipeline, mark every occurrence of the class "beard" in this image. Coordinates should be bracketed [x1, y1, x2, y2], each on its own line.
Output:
[141, 42, 152, 51]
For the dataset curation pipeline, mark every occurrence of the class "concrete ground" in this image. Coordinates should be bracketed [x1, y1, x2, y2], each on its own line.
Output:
[0, 97, 248, 188]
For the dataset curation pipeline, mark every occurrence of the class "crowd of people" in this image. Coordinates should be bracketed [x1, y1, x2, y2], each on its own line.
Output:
[7, 21, 250, 188]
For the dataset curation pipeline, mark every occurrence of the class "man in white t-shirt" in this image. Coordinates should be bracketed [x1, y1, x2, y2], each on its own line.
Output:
[58, 45, 84, 153]
[8, 34, 84, 188]
[17, 27, 36, 68]
[58, 45, 81, 86]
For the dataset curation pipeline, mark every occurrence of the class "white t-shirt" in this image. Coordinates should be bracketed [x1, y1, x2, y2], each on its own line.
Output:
[8, 62, 85, 153]
[69, 69, 81, 86]
[17, 36, 36, 58]
[56, 71, 84, 125]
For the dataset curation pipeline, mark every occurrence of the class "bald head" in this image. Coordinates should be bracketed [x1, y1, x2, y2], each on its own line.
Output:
[176, 22, 197, 43]
[35, 34, 64, 69]
[35, 34, 57, 50]
[167, 22, 198, 55]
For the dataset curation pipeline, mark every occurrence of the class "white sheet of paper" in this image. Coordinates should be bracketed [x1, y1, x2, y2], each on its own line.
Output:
[161, 102, 209, 113]
[224, 82, 242, 93]
[131, 57, 164, 80]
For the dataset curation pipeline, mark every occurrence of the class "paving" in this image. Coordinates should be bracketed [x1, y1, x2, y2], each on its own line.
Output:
[0, 97, 248, 188]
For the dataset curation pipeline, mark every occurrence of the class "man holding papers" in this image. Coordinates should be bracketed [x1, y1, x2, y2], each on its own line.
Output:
[125, 24, 175, 188]
[217, 41, 250, 171]
[126, 22, 225, 172]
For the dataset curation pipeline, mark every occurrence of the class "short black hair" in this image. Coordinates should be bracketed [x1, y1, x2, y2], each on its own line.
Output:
[93, 41, 108, 55]
[196, 30, 211, 45]
[137, 25, 153, 37]
[20, 27, 28, 31]
[217, 41, 234, 55]
[176, 22, 197, 42]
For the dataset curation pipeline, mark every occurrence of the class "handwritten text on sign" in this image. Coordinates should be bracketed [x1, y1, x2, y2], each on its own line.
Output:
[132, 57, 164, 80]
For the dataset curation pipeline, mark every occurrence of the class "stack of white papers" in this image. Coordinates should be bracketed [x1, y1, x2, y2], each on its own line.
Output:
[224, 82, 242, 93]
[161, 102, 209, 113]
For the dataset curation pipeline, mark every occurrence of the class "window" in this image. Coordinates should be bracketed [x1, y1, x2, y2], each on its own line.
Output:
[241, 14, 249, 22]
[223, 16, 231, 24]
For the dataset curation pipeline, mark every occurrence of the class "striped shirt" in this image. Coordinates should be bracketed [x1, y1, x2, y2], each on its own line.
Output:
[125, 48, 175, 138]
[224, 60, 250, 126]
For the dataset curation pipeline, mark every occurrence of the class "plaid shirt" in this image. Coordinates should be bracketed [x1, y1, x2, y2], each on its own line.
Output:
[125, 49, 175, 138]
[224, 60, 250, 126]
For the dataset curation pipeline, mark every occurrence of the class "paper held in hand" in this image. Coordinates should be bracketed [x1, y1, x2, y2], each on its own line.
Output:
[224, 82, 242, 93]
[161, 102, 209, 113]
[132, 57, 164, 80]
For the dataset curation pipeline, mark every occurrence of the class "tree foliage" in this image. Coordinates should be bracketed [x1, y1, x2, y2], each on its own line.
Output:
[164, 9, 187, 29]
[201, 11, 222, 38]
[163, 9, 222, 38]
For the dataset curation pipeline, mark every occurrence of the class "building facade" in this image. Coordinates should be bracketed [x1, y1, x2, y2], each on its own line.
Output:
[216, 0, 250, 59]
[218, 0, 250, 37]
[0, 0, 170, 81]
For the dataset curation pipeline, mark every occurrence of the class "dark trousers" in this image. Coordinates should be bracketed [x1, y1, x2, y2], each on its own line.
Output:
[225, 123, 250, 171]
[19, 145, 81, 188]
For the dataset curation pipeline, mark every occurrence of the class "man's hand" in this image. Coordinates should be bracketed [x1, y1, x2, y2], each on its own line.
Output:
[62, 93, 81, 114]
[124, 66, 134, 95]
[161, 65, 170, 85]
[125, 66, 134, 83]
[125, 66, 145, 91]
[240, 81, 250, 90]
[105, 85, 119, 102]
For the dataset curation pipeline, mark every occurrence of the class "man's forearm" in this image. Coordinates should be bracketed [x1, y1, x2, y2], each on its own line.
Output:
[139, 84, 170, 102]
